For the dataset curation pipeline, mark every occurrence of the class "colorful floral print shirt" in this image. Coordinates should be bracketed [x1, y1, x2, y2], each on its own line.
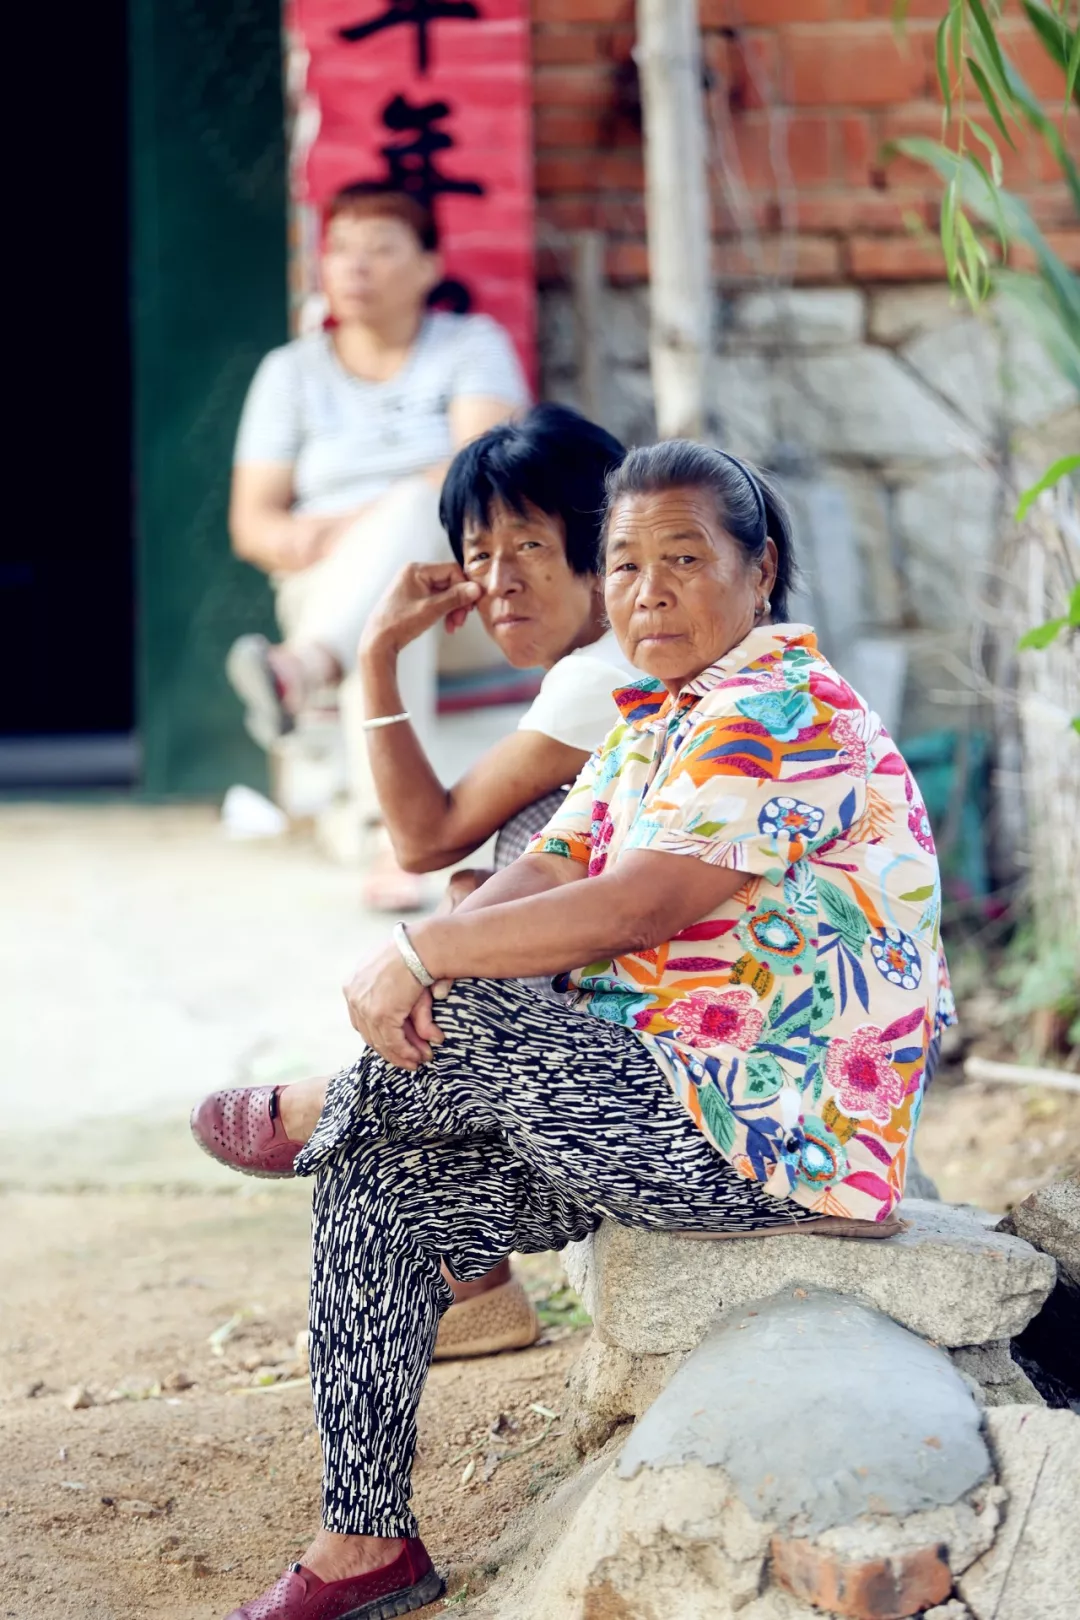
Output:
[526, 623, 956, 1222]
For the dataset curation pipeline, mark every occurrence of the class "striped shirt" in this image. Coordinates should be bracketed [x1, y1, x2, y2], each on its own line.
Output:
[233, 314, 529, 515]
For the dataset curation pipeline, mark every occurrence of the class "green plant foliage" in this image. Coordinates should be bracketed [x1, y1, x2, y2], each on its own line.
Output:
[891, 1, 1080, 517]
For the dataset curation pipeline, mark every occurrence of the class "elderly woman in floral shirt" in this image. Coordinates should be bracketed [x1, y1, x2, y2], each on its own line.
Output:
[224, 441, 953, 1620]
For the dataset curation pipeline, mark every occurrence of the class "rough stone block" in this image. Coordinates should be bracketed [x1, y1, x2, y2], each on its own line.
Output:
[773, 348, 981, 460]
[563, 1200, 1057, 1355]
[950, 1342, 1045, 1408]
[868, 285, 959, 347]
[902, 313, 1075, 436]
[893, 461, 1000, 631]
[770, 1534, 952, 1619]
[1000, 1177, 1080, 1404]
[536, 288, 576, 378]
[959, 1406, 1080, 1620]
[603, 287, 650, 367]
[728, 288, 865, 349]
[998, 1175, 1080, 1284]
[565, 1333, 684, 1453]
[710, 353, 778, 462]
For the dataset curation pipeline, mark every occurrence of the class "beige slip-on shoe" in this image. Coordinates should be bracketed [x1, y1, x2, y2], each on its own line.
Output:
[433, 1277, 541, 1360]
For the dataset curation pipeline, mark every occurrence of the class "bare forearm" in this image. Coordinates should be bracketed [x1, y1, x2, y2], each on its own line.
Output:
[232, 509, 302, 572]
[232, 508, 364, 574]
[450, 853, 578, 915]
[411, 868, 649, 981]
[359, 641, 465, 870]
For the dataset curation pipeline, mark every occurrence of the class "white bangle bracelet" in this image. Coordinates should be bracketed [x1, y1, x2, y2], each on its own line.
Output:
[361, 711, 411, 732]
[392, 922, 435, 988]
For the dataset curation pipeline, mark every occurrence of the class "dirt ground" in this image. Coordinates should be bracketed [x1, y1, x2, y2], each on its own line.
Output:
[0, 1185, 586, 1620]
[2, 1073, 1078, 1620]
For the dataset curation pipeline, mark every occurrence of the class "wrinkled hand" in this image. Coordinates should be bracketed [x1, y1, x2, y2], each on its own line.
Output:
[343, 943, 446, 1070]
[361, 561, 482, 658]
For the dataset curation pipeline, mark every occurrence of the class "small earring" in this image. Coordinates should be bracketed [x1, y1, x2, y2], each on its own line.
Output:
[755, 598, 769, 621]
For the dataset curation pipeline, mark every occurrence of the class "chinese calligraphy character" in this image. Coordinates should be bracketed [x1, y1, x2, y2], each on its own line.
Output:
[372, 94, 484, 210]
[339, 0, 481, 76]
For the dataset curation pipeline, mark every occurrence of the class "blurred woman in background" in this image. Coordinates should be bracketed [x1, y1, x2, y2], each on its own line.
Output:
[225, 182, 528, 898]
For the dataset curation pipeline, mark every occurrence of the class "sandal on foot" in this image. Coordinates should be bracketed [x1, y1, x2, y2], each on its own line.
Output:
[190, 1085, 302, 1179]
[433, 1277, 540, 1361]
[224, 1539, 444, 1619]
[227, 634, 295, 749]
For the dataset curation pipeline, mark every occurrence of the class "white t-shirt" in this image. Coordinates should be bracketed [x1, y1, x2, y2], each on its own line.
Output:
[517, 629, 637, 754]
[233, 314, 529, 515]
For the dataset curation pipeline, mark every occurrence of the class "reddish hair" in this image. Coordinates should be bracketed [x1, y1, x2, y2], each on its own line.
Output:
[323, 184, 439, 252]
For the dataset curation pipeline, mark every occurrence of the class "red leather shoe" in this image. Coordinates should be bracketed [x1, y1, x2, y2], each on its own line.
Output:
[224, 1540, 444, 1619]
[190, 1086, 302, 1179]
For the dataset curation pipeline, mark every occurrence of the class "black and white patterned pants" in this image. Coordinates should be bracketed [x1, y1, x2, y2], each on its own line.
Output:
[294, 975, 816, 1537]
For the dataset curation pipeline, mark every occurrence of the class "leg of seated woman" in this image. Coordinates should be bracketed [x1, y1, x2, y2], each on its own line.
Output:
[273, 477, 446, 723]
[233, 977, 813, 1609]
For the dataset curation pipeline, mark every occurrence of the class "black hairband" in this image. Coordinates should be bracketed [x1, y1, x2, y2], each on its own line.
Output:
[717, 450, 768, 541]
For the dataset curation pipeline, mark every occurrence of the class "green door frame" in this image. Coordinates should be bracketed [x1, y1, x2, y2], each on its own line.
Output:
[129, 0, 287, 797]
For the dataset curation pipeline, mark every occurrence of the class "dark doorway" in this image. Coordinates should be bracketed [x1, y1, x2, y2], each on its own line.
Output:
[0, 0, 135, 787]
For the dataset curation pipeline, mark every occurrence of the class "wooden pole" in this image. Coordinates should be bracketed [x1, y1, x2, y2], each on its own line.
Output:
[571, 230, 605, 425]
[636, 0, 712, 440]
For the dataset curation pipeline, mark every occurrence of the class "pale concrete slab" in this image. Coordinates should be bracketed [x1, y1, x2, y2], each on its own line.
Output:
[618, 1288, 991, 1534]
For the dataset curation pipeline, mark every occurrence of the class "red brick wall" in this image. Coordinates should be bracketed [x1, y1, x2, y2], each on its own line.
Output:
[531, 0, 1079, 285]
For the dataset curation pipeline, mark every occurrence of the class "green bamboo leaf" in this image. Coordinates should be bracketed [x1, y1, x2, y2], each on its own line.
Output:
[996, 272, 1080, 394]
[1015, 454, 1080, 520]
[1018, 616, 1067, 649]
[967, 57, 1018, 148]
[968, 0, 1013, 87]
[956, 211, 991, 299]
[1070, 582, 1080, 626]
[948, 0, 964, 76]
[941, 176, 959, 279]
[968, 120, 1004, 187]
[1022, 0, 1080, 106]
[965, 151, 1008, 248]
[936, 15, 954, 114]
[1072, 717, 1080, 737]
[1001, 58, 1080, 212]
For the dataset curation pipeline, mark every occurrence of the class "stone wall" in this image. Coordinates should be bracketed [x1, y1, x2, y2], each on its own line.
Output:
[539, 281, 1079, 742]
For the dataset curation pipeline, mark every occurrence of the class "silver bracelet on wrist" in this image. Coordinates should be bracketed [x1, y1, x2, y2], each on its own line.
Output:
[361, 711, 411, 732]
[392, 922, 435, 988]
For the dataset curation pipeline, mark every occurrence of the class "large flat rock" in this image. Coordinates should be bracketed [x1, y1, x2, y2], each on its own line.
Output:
[563, 1200, 1056, 1355]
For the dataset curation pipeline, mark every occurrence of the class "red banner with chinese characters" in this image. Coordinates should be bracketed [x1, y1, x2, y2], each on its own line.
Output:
[285, 0, 535, 382]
